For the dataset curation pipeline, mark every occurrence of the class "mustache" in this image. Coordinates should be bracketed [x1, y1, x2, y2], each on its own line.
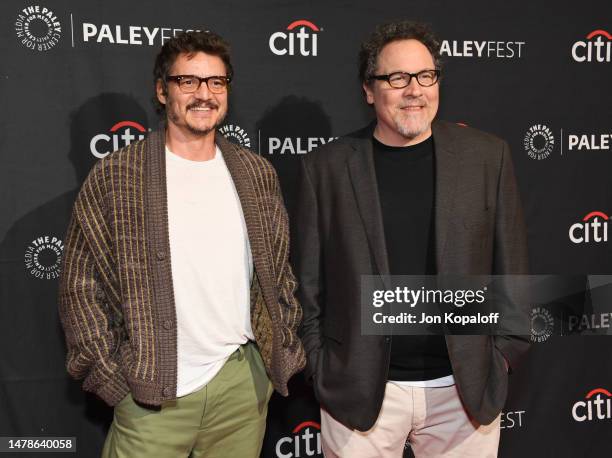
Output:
[186, 100, 219, 110]
[399, 96, 426, 108]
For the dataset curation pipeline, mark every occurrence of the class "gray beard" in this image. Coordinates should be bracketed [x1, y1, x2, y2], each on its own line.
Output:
[393, 116, 430, 140]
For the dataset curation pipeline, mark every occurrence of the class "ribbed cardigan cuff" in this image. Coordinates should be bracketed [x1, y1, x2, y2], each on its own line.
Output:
[84, 369, 130, 406]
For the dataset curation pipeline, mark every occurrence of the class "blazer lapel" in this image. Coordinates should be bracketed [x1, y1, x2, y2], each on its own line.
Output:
[432, 121, 461, 271]
[346, 128, 391, 279]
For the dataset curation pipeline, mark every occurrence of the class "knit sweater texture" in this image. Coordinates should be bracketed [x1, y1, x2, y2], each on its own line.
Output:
[58, 128, 306, 406]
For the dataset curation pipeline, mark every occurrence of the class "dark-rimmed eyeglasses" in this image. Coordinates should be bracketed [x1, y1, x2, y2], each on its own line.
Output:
[369, 69, 441, 88]
[166, 75, 231, 94]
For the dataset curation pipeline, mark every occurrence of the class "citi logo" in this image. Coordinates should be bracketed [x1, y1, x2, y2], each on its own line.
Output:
[571, 29, 611, 63]
[572, 388, 612, 422]
[269, 20, 321, 56]
[569, 211, 608, 244]
[275, 421, 321, 457]
[90, 121, 148, 159]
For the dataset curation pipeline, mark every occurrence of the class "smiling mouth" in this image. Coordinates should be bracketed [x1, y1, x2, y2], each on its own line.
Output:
[189, 106, 215, 112]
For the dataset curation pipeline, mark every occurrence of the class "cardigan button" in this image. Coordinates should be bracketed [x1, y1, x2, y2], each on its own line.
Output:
[156, 250, 166, 261]
[162, 386, 172, 397]
[163, 320, 173, 330]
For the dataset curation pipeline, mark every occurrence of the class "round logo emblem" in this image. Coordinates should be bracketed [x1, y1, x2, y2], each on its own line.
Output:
[24, 235, 64, 280]
[15, 5, 62, 52]
[524, 124, 554, 160]
[531, 306, 554, 343]
[219, 124, 252, 148]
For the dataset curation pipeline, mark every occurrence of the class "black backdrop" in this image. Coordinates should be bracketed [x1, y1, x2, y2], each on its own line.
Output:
[1, 1, 611, 457]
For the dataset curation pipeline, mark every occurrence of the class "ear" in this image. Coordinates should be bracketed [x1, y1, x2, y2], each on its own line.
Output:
[156, 79, 167, 106]
[362, 81, 375, 105]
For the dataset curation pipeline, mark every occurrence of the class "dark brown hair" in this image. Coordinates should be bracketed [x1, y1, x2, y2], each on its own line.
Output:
[153, 31, 233, 113]
[358, 21, 441, 84]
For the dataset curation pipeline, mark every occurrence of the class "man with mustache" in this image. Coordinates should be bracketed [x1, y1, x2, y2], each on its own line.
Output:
[58, 31, 305, 457]
[293, 21, 529, 457]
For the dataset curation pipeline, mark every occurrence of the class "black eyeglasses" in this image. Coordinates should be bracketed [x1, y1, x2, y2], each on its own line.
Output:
[369, 69, 441, 88]
[166, 75, 231, 94]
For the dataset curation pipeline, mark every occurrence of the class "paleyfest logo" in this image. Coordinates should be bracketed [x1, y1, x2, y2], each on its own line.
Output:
[269, 20, 321, 56]
[15, 5, 61, 51]
[500, 410, 526, 429]
[571, 29, 611, 63]
[440, 39, 525, 58]
[90, 121, 149, 159]
[264, 135, 337, 155]
[81, 22, 202, 46]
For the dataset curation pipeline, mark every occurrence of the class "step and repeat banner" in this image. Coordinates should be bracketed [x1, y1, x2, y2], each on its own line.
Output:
[1, 0, 610, 456]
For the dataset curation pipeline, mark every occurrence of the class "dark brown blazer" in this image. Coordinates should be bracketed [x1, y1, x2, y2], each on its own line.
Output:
[292, 120, 530, 431]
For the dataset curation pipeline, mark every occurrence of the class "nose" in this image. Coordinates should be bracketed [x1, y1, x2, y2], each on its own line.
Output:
[402, 76, 423, 97]
[195, 80, 213, 99]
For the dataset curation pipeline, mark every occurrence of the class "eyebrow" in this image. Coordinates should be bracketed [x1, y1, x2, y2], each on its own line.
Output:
[384, 68, 434, 73]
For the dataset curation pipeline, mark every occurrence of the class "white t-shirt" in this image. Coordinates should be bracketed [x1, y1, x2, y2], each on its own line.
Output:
[165, 145, 254, 397]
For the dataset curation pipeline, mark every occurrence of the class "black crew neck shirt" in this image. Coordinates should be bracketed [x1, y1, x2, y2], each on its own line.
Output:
[372, 135, 453, 381]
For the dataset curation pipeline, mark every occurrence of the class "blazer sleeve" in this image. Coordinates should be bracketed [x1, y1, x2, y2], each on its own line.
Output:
[492, 140, 531, 371]
[58, 184, 129, 406]
[292, 158, 324, 381]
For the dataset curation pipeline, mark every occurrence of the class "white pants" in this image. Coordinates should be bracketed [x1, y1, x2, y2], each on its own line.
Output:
[321, 383, 501, 458]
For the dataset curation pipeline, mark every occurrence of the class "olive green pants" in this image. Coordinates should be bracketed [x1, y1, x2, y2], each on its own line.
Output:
[102, 342, 273, 458]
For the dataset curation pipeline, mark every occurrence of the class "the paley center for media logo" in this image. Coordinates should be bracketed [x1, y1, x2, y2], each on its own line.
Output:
[90, 121, 149, 159]
[572, 388, 612, 422]
[530, 306, 555, 343]
[571, 29, 611, 63]
[269, 20, 321, 56]
[24, 235, 64, 280]
[524, 124, 611, 159]
[15, 5, 61, 51]
[219, 124, 251, 148]
[524, 124, 554, 160]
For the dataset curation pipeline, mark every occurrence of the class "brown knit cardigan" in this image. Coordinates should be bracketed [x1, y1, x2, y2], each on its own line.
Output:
[58, 128, 306, 406]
